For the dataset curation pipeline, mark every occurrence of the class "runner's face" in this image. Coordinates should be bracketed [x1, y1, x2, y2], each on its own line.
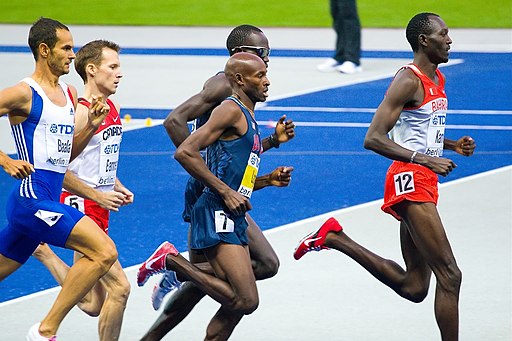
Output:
[425, 16, 452, 64]
[244, 59, 270, 103]
[47, 29, 75, 76]
[95, 48, 123, 96]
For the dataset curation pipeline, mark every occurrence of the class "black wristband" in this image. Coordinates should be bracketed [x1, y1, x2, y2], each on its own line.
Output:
[268, 134, 280, 148]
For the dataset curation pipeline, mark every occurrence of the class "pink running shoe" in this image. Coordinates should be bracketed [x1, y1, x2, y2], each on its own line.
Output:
[137, 241, 179, 287]
[26, 322, 57, 340]
[293, 217, 343, 260]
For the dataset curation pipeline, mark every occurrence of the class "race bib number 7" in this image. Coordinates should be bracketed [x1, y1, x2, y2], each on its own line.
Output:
[215, 210, 235, 233]
[394, 171, 415, 196]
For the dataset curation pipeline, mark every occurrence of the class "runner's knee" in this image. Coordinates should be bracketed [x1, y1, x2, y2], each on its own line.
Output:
[253, 255, 279, 280]
[235, 297, 259, 315]
[437, 262, 462, 295]
[403, 284, 429, 303]
[95, 244, 118, 272]
[228, 294, 259, 315]
[110, 275, 131, 304]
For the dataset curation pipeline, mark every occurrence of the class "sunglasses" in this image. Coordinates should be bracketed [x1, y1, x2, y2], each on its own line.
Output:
[231, 45, 270, 59]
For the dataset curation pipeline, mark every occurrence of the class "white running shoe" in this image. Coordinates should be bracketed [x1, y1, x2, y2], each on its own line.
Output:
[151, 270, 183, 310]
[336, 61, 363, 74]
[316, 58, 341, 72]
[26, 323, 57, 341]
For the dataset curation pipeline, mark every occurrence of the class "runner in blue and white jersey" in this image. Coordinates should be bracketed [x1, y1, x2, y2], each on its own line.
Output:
[0, 18, 114, 341]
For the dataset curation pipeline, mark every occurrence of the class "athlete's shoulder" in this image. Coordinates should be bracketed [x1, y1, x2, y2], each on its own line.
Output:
[393, 67, 421, 89]
[202, 72, 232, 102]
[106, 98, 121, 113]
[6, 81, 33, 98]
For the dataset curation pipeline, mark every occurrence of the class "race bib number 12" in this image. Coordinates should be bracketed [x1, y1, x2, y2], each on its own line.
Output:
[394, 171, 415, 196]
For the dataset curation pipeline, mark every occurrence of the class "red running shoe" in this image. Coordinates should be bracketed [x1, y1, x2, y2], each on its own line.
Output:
[137, 241, 178, 287]
[293, 217, 343, 260]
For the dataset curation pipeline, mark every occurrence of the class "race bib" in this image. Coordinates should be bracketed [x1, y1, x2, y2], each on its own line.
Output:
[425, 113, 446, 157]
[215, 210, 235, 233]
[237, 152, 260, 198]
[45, 123, 73, 168]
[98, 135, 122, 186]
[63, 194, 85, 213]
[394, 171, 415, 196]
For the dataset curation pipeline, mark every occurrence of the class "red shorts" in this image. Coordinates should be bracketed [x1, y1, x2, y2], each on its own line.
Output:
[381, 161, 439, 221]
[60, 191, 110, 234]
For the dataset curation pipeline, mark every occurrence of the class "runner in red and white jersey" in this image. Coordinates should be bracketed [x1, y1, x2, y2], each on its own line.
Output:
[33, 40, 133, 341]
[61, 97, 124, 233]
[294, 13, 476, 340]
[389, 63, 448, 158]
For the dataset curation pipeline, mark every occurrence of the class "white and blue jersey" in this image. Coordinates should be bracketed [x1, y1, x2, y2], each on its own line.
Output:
[0, 78, 84, 264]
[12, 77, 76, 200]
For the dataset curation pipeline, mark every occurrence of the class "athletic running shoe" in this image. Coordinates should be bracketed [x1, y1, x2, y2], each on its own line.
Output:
[316, 58, 341, 72]
[137, 241, 179, 287]
[336, 61, 363, 74]
[26, 322, 57, 341]
[293, 217, 343, 260]
[151, 270, 183, 310]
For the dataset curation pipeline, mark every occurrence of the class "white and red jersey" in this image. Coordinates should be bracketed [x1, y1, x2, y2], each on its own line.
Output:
[67, 98, 123, 192]
[388, 64, 448, 157]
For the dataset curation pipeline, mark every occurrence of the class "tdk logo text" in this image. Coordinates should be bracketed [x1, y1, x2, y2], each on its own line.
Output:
[49, 124, 74, 135]
[103, 143, 120, 155]
[431, 114, 446, 126]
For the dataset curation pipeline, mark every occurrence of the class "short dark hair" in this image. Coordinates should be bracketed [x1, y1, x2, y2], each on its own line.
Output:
[74, 40, 120, 83]
[226, 24, 263, 55]
[28, 17, 69, 61]
[406, 12, 440, 52]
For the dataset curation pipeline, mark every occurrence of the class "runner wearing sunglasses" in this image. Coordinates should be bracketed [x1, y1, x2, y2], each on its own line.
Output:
[139, 24, 295, 341]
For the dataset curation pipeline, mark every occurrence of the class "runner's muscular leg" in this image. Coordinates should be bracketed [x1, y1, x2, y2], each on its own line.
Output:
[182, 215, 279, 279]
[395, 201, 461, 341]
[323, 217, 431, 301]
[32, 244, 106, 316]
[203, 243, 258, 314]
[73, 251, 107, 316]
[0, 254, 22, 281]
[139, 227, 208, 341]
[141, 217, 274, 341]
[139, 281, 205, 341]
[395, 220, 432, 301]
[97, 260, 131, 341]
[204, 307, 244, 341]
[38, 216, 118, 336]
[245, 213, 279, 280]
[166, 243, 258, 314]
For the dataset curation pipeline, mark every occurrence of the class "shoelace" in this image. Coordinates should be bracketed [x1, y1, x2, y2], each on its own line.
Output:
[308, 245, 329, 252]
